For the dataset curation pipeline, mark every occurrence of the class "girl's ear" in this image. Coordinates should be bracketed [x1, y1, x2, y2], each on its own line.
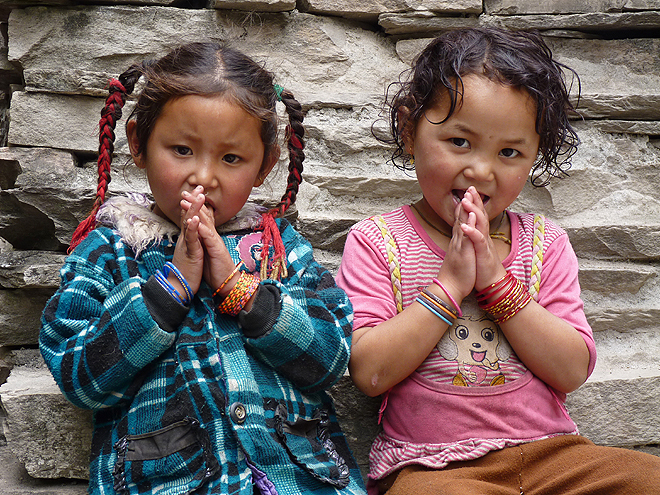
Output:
[398, 106, 415, 155]
[126, 120, 145, 169]
[254, 145, 280, 187]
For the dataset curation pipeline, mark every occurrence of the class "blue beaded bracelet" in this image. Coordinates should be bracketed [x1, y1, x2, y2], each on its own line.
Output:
[154, 262, 193, 306]
[162, 262, 193, 302]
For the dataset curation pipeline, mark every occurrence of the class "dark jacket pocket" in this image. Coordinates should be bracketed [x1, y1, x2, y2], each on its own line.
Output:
[113, 417, 219, 495]
[271, 403, 350, 488]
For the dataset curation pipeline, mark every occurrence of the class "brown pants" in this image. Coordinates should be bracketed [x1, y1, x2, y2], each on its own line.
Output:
[380, 435, 660, 495]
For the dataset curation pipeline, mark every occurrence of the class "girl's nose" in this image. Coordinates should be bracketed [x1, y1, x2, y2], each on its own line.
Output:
[189, 160, 219, 190]
[464, 158, 495, 182]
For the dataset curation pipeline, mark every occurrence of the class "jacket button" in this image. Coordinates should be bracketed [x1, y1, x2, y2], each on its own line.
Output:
[230, 402, 247, 424]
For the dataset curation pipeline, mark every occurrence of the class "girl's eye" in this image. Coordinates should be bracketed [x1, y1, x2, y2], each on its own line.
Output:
[450, 138, 470, 148]
[223, 154, 240, 164]
[500, 148, 520, 158]
[174, 146, 192, 156]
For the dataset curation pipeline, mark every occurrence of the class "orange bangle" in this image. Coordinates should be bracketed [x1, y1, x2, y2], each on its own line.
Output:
[213, 261, 244, 298]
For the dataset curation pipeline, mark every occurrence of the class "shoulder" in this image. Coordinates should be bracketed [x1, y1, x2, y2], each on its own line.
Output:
[349, 206, 408, 239]
[68, 226, 122, 259]
[512, 211, 567, 249]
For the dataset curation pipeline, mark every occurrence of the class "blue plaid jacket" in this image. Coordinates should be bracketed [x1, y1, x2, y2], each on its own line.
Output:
[40, 198, 365, 495]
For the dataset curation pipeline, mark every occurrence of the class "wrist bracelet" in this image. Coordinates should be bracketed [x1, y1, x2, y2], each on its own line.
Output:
[416, 295, 455, 327]
[217, 272, 261, 317]
[420, 289, 458, 320]
[213, 261, 244, 298]
[432, 278, 462, 317]
[476, 271, 532, 324]
[155, 268, 189, 306]
[162, 262, 193, 303]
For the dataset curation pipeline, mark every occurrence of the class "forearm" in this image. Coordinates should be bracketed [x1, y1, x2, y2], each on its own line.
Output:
[499, 300, 590, 393]
[349, 300, 451, 397]
[243, 275, 353, 392]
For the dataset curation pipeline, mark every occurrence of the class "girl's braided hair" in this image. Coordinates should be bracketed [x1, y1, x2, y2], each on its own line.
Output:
[382, 27, 580, 187]
[70, 42, 305, 277]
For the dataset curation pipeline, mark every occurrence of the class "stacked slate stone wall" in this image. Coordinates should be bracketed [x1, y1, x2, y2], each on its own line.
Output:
[0, 1, 659, 493]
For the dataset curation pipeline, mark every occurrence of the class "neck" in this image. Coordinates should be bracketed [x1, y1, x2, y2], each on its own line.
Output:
[411, 198, 507, 240]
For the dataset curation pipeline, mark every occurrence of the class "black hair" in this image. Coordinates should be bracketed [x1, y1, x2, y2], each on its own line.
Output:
[382, 27, 580, 187]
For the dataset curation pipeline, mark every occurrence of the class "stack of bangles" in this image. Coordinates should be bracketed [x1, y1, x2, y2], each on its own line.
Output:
[475, 271, 532, 324]
[415, 279, 462, 327]
[213, 261, 261, 317]
[155, 261, 194, 306]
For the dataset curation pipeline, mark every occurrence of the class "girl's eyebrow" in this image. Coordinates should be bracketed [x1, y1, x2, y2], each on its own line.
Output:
[449, 123, 531, 146]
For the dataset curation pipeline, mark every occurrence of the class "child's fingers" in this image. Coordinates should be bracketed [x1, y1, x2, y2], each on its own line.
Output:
[461, 191, 490, 234]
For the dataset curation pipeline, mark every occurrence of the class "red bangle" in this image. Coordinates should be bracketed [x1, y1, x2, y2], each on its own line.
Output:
[432, 278, 462, 317]
[476, 272, 512, 303]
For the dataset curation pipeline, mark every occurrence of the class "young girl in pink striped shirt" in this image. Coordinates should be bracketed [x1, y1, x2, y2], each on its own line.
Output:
[337, 27, 660, 495]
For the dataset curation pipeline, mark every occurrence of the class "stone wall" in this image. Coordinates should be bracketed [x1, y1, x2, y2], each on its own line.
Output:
[0, 1, 659, 493]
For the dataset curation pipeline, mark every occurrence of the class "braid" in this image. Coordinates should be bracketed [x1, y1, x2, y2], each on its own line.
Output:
[270, 89, 305, 218]
[260, 87, 305, 281]
[68, 64, 144, 252]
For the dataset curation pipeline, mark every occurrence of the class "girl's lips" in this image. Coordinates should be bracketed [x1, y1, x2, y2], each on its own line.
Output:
[204, 199, 216, 212]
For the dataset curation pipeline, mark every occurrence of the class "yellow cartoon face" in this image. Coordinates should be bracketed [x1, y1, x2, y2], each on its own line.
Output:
[450, 318, 501, 370]
[437, 308, 513, 372]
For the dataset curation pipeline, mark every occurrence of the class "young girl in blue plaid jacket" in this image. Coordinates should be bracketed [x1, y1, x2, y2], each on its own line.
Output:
[39, 42, 366, 495]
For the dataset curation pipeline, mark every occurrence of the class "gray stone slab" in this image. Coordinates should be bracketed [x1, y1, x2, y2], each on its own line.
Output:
[209, 0, 296, 11]
[567, 374, 660, 447]
[578, 260, 657, 295]
[0, 251, 65, 289]
[8, 6, 403, 106]
[0, 0, 178, 5]
[0, 146, 148, 249]
[0, 288, 54, 346]
[379, 11, 479, 34]
[379, 10, 660, 34]
[485, 0, 659, 15]
[299, 0, 481, 22]
[0, 366, 93, 479]
[496, 10, 660, 32]
[0, 439, 87, 495]
[7, 92, 131, 153]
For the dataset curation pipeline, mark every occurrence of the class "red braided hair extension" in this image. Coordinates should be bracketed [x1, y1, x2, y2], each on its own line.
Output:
[69, 78, 128, 252]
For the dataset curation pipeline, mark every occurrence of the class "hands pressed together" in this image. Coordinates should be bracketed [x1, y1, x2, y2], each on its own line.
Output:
[166, 185, 241, 300]
[437, 185, 508, 305]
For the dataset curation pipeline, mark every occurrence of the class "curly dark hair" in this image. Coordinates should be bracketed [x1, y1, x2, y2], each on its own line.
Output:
[382, 27, 580, 187]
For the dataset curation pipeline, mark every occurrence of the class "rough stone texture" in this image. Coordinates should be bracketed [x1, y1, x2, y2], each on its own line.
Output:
[485, 0, 660, 15]
[209, 0, 297, 11]
[0, 352, 93, 480]
[379, 11, 660, 34]
[0, 288, 55, 346]
[0, 0, 659, 492]
[299, 0, 481, 21]
[566, 375, 660, 446]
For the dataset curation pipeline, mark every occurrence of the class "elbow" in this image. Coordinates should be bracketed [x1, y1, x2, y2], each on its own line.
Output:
[557, 371, 588, 395]
[348, 364, 390, 397]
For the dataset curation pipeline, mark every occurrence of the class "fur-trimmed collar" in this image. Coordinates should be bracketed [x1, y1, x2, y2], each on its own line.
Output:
[96, 193, 265, 256]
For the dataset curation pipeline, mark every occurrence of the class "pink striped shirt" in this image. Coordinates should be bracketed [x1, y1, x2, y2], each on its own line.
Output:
[337, 206, 596, 486]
